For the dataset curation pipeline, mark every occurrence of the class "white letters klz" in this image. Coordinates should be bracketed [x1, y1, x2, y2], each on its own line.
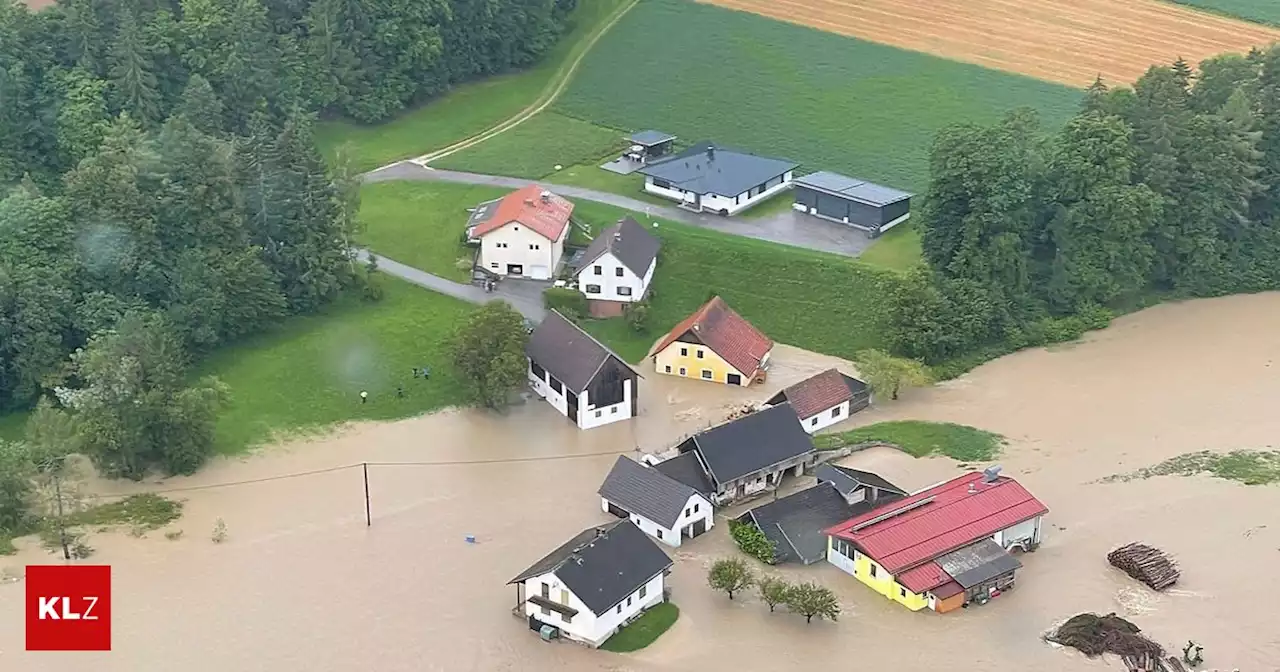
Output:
[37, 596, 99, 620]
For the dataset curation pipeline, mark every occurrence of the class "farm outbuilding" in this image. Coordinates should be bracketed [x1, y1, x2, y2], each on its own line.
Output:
[792, 171, 912, 237]
[627, 130, 676, 160]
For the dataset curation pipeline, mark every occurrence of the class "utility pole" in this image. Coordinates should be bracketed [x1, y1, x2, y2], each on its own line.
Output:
[363, 462, 372, 527]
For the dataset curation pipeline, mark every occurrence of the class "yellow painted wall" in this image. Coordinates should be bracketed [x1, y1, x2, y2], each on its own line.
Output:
[828, 537, 929, 611]
[652, 340, 751, 386]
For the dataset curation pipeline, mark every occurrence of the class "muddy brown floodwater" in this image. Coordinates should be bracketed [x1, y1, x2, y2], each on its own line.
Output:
[5, 293, 1280, 671]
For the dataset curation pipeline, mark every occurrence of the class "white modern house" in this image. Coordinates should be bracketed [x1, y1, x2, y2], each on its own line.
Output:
[508, 520, 673, 647]
[598, 455, 714, 548]
[765, 368, 871, 434]
[526, 311, 640, 430]
[467, 184, 574, 280]
[637, 142, 799, 216]
[573, 216, 661, 317]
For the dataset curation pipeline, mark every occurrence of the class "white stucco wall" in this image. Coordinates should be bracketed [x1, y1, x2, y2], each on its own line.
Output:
[799, 400, 852, 434]
[602, 493, 714, 548]
[642, 173, 794, 216]
[529, 361, 633, 430]
[575, 251, 650, 303]
[522, 570, 666, 647]
[480, 221, 563, 279]
[993, 516, 1042, 550]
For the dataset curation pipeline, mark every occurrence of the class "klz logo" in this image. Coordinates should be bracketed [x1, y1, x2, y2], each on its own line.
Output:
[26, 565, 111, 651]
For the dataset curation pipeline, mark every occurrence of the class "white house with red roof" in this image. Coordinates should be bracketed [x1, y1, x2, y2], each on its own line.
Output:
[823, 466, 1048, 613]
[765, 368, 871, 433]
[467, 184, 574, 280]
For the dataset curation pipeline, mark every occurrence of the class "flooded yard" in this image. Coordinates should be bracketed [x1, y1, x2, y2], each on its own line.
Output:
[4, 293, 1280, 671]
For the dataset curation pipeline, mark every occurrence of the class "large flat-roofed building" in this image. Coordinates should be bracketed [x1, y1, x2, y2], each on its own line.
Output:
[792, 171, 912, 237]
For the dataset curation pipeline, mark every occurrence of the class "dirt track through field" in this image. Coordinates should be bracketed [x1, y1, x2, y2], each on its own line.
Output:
[699, 0, 1280, 87]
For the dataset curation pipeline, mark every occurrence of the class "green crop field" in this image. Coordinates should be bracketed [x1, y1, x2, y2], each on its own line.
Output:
[434, 113, 628, 178]
[1168, 0, 1280, 26]
[554, 0, 1081, 192]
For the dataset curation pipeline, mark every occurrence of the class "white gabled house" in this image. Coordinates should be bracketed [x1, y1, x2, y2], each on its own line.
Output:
[573, 217, 661, 318]
[765, 368, 871, 434]
[467, 184, 574, 280]
[636, 142, 798, 216]
[598, 455, 714, 548]
[508, 520, 673, 647]
[526, 311, 640, 430]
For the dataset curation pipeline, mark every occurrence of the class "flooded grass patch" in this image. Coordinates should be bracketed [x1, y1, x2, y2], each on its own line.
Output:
[73, 493, 183, 530]
[600, 602, 679, 652]
[814, 420, 1005, 461]
[1104, 450, 1280, 486]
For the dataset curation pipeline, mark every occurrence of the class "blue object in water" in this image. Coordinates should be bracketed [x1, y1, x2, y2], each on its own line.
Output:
[465, 535, 476, 544]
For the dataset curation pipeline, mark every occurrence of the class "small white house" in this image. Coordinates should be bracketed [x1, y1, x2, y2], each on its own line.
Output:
[468, 184, 574, 280]
[574, 217, 661, 317]
[598, 455, 714, 548]
[526, 311, 640, 430]
[508, 520, 673, 647]
[637, 142, 799, 216]
[765, 368, 871, 434]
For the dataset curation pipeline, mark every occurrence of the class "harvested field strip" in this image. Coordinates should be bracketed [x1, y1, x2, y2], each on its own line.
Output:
[699, 0, 1280, 87]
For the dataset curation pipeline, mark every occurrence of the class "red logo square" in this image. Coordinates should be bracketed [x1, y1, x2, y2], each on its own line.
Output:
[25, 565, 112, 651]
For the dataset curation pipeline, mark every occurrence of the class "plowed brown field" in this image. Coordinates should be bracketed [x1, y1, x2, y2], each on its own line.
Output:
[698, 0, 1280, 86]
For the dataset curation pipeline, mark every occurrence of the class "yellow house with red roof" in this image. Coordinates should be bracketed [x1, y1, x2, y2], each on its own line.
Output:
[650, 296, 773, 386]
[823, 468, 1048, 613]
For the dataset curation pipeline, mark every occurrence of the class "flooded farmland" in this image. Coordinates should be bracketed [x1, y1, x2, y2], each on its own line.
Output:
[4, 293, 1280, 672]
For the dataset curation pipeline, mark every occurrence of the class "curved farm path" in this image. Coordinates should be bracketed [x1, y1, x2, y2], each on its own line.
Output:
[700, 0, 1280, 87]
[405, 0, 640, 168]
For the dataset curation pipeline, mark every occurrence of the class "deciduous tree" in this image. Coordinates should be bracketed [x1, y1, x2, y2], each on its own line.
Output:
[758, 576, 792, 613]
[785, 581, 840, 623]
[449, 301, 530, 410]
[707, 557, 754, 600]
[853, 349, 931, 401]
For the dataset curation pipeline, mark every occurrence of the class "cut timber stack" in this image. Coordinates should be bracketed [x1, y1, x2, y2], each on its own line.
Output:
[1108, 543, 1179, 591]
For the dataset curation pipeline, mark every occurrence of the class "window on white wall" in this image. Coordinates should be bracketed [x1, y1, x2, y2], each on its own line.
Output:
[810, 417, 818, 426]
[617, 287, 632, 296]
[615, 267, 624, 277]
[656, 529, 663, 539]
[626, 596, 632, 607]
[593, 265, 602, 275]
[639, 585, 647, 599]
[585, 284, 601, 294]
[832, 407, 841, 417]
[595, 410, 602, 418]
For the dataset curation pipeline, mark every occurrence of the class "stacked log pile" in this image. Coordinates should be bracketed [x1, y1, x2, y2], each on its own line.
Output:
[1048, 613, 1164, 659]
[1108, 543, 1180, 591]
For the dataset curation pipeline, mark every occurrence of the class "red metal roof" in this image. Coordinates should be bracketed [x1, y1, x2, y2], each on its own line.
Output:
[896, 561, 950, 594]
[471, 184, 574, 241]
[781, 368, 855, 419]
[825, 472, 1048, 575]
[650, 296, 773, 376]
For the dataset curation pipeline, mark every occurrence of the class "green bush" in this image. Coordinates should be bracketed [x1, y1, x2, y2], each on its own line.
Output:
[729, 519, 778, 564]
[623, 301, 650, 332]
[543, 287, 588, 318]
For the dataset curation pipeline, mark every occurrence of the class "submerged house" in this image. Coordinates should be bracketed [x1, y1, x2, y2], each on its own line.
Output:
[508, 520, 673, 647]
[598, 455, 715, 548]
[765, 368, 871, 434]
[659, 403, 816, 505]
[651, 296, 773, 387]
[824, 467, 1048, 613]
[526, 311, 640, 429]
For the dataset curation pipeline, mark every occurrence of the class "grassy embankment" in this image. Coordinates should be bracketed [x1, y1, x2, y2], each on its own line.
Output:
[1105, 450, 1280, 486]
[314, 0, 634, 172]
[3, 493, 183, 556]
[1167, 0, 1280, 26]
[600, 603, 680, 652]
[359, 181, 903, 363]
[813, 420, 1005, 462]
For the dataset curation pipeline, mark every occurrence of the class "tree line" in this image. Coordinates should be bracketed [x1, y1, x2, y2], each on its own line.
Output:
[886, 47, 1280, 370]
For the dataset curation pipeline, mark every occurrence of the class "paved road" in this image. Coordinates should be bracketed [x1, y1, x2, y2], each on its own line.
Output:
[365, 162, 874, 258]
[355, 249, 547, 322]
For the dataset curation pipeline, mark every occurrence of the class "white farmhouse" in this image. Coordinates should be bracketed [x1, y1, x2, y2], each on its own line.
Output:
[526, 311, 640, 430]
[636, 142, 798, 216]
[508, 520, 673, 647]
[467, 184, 574, 280]
[598, 455, 714, 548]
[573, 217, 661, 318]
[765, 368, 871, 434]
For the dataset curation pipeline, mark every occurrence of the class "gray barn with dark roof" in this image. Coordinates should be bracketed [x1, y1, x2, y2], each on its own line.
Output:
[526, 311, 640, 429]
[792, 171, 912, 237]
[671, 403, 816, 504]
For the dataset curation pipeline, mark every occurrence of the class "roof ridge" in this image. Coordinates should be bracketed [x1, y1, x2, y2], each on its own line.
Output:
[548, 309, 641, 379]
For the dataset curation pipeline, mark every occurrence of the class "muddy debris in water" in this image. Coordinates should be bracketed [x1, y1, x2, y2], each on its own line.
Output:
[1047, 613, 1163, 658]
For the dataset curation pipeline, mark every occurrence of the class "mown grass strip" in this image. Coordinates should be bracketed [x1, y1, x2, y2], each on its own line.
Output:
[814, 420, 1005, 462]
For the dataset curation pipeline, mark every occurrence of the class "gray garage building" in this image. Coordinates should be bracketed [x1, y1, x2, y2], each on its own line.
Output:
[792, 171, 912, 237]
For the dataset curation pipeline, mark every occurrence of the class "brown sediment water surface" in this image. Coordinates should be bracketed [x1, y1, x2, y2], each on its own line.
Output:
[4, 293, 1280, 670]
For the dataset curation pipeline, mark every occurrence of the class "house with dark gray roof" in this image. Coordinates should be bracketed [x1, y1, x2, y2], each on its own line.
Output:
[598, 456, 714, 548]
[668, 402, 816, 505]
[736, 466, 904, 565]
[637, 142, 799, 216]
[526, 311, 640, 430]
[766, 368, 870, 434]
[508, 520, 673, 647]
[792, 171, 913, 237]
[573, 217, 662, 318]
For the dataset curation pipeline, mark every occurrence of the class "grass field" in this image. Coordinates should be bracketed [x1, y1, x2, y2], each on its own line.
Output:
[196, 278, 474, 454]
[434, 113, 628, 178]
[857, 221, 924, 272]
[554, 0, 1081, 192]
[600, 603, 679, 652]
[315, 0, 632, 172]
[813, 420, 1005, 462]
[0, 412, 25, 442]
[1168, 0, 1280, 26]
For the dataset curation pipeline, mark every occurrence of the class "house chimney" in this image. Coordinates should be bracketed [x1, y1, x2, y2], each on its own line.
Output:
[706, 145, 715, 160]
[967, 482, 977, 494]
[540, 190, 551, 203]
[983, 465, 1003, 483]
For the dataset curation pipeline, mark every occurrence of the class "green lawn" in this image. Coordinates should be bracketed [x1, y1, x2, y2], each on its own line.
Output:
[1105, 450, 1280, 486]
[555, 0, 1080, 193]
[857, 221, 924, 272]
[434, 112, 629, 178]
[600, 602, 679, 652]
[813, 420, 1004, 462]
[739, 191, 797, 220]
[544, 162, 671, 207]
[315, 0, 634, 172]
[0, 411, 25, 442]
[1167, 0, 1280, 26]
[196, 278, 475, 454]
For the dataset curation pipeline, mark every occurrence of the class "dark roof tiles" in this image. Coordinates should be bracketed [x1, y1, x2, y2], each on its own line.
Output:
[598, 456, 702, 529]
[577, 217, 661, 279]
[526, 311, 636, 394]
[687, 403, 814, 486]
[638, 142, 798, 197]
